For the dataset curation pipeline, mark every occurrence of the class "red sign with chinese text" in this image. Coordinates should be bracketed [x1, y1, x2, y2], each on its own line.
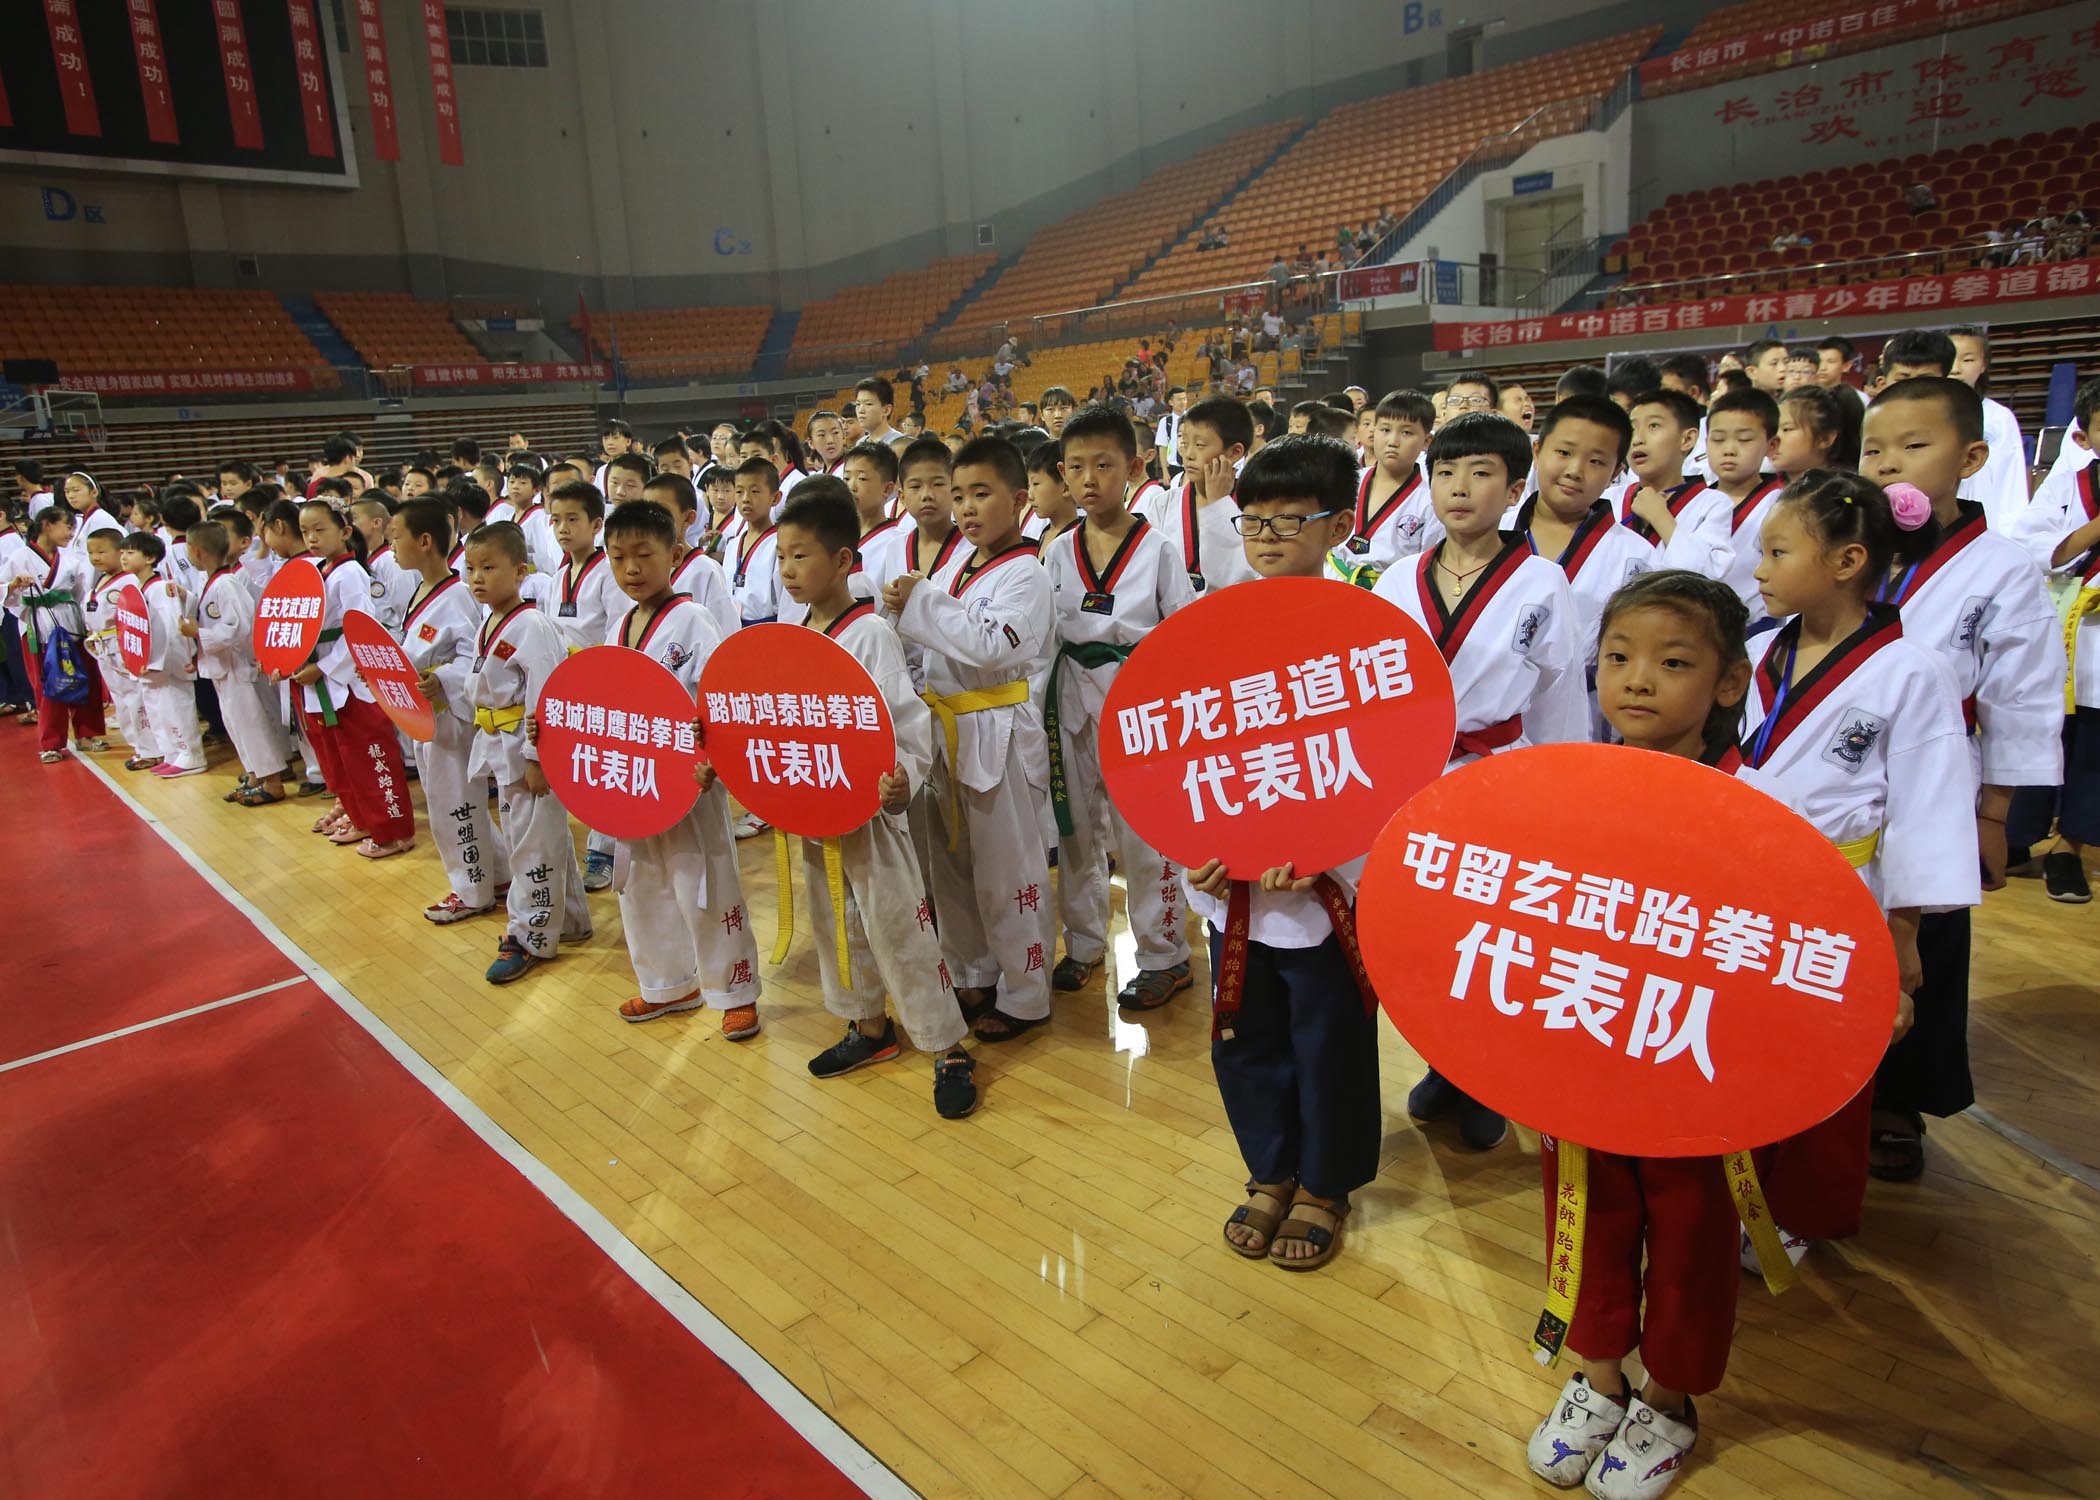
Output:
[114, 582, 149, 675]
[353, 0, 399, 161]
[1640, 0, 2009, 90]
[1100, 578, 1455, 880]
[343, 608, 434, 742]
[421, 0, 463, 165]
[697, 624, 896, 838]
[410, 361, 611, 385]
[126, 0, 178, 145]
[59, 369, 317, 395]
[285, 0, 336, 157]
[42, 0, 102, 137]
[1433, 257, 2100, 353]
[1358, 744, 1899, 1157]
[211, 0, 265, 150]
[253, 559, 326, 676]
[536, 648, 702, 838]
[1339, 262, 1421, 301]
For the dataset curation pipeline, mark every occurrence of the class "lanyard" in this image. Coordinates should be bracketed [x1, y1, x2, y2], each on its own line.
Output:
[1747, 642, 1797, 767]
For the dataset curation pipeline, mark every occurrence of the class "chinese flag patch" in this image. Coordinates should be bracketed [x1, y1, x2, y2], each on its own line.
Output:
[493, 641, 517, 661]
[419, 623, 439, 642]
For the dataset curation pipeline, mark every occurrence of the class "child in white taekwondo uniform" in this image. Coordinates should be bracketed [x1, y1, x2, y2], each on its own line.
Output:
[839, 441, 915, 602]
[544, 478, 629, 894]
[728, 457, 786, 626]
[1857, 382, 2064, 1179]
[1732, 470, 1978, 1244]
[1331, 390, 1438, 585]
[395, 498, 511, 923]
[589, 500, 762, 1038]
[885, 434, 1060, 1044]
[120, 531, 206, 777]
[1516, 395, 1658, 737]
[466, 521, 591, 985]
[771, 480, 979, 1116]
[1619, 390, 1732, 580]
[1374, 412, 1590, 1152]
[1042, 405, 1198, 1007]
[350, 496, 410, 633]
[86, 532, 158, 766]
[638, 473, 740, 644]
[1137, 394, 1258, 597]
[183, 521, 292, 801]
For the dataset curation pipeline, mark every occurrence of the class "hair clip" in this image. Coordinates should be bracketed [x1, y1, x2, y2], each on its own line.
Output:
[1886, 482, 1932, 531]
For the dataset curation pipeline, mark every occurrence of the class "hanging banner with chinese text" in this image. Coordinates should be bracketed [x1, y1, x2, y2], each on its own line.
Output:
[211, 0, 265, 150]
[285, 0, 337, 157]
[1357, 743, 1898, 1157]
[419, 0, 463, 165]
[353, 0, 400, 161]
[536, 647, 702, 838]
[1100, 577, 1455, 879]
[42, 0, 102, 137]
[125, 0, 178, 145]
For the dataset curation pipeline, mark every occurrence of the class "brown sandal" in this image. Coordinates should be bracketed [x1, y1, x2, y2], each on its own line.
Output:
[1222, 1180, 1296, 1259]
[1269, 1193, 1349, 1272]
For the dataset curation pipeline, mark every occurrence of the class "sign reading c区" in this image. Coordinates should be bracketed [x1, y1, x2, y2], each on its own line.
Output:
[1358, 744, 1899, 1158]
[535, 647, 702, 838]
[253, 559, 325, 676]
[1100, 577, 1455, 878]
[342, 608, 434, 742]
[697, 623, 896, 837]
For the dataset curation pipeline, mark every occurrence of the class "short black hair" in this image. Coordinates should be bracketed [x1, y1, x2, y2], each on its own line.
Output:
[1184, 394, 1254, 453]
[322, 436, 357, 465]
[506, 462, 543, 490]
[450, 437, 482, 465]
[1814, 336, 1857, 364]
[1303, 404, 1354, 442]
[1247, 399, 1279, 442]
[465, 519, 528, 564]
[776, 476, 859, 553]
[1658, 354, 1711, 398]
[121, 530, 167, 562]
[1236, 434, 1358, 512]
[13, 459, 44, 483]
[652, 436, 690, 460]
[853, 375, 895, 409]
[1556, 364, 1609, 399]
[1373, 390, 1437, 429]
[1879, 329, 1957, 376]
[1039, 385, 1078, 409]
[1426, 411, 1533, 483]
[953, 435, 1027, 494]
[601, 418, 634, 440]
[1025, 441, 1065, 476]
[160, 492, 203, 532]
[2074, 376, 2100, 433]
[1706, 386, 1781, 438]
[313, 476, 355, 502]
[642, 472, 699, 518]
[1629, 388, 1706, 432]
[1744, 338, 1786, 366]
[1538, 394, 1633, 466]
[1780, 384, 1863, 468]
[735, 456, 781, 490]
[449, 479, 494, 521]
[839, 440, 899, 484]
[1605, 358, 1662, 401]
[217, 458, 258, 484]
[548, 478, 607, 522]
[1444, 372, 1500, 404]
[602, 498, 677, 549]
[396, 497, 453, 552]
[1059, 403, 1137, 460]
[898, 435, 953, 481]
[1870, 375, 1985, 447]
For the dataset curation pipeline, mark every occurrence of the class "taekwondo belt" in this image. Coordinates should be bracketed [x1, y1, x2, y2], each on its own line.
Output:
[921, 679, 1030, 850]
[1043, 640, 1131, 838]
[473, 704, 526, 734]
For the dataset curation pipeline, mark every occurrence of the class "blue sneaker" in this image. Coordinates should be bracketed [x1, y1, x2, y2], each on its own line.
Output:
[485, 936, 537, 985]
[584, 849, 613, 892]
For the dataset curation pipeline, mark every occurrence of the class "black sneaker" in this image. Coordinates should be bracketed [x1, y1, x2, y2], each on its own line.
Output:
[296, 780, 331, 797]
[1051, 956, 1097, 992]
[1407, 1067, 1461, 1121]
[1457, 1094, 1509, 1150]
[933, 1048, 979, 1119]
[2044, 851, 2092, 903]
[807, 1020, 900, 1078]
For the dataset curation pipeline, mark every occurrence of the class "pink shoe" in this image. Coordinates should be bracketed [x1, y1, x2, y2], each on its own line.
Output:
[152, 762, 205, 778]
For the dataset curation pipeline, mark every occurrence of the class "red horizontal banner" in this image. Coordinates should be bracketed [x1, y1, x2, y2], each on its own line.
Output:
[1338, 262, 1420, 301]
[62, 368, 316, 394]
[1433, 256, 2100, 353]
[1638, 0, 2005, 87]
[411, 361, 609, 385]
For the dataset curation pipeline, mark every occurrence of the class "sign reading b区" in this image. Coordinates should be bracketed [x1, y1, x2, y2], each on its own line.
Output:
[536, 647, 702, 838]
[1100, 577, 1455, 878]
[253, 559, 325, 676]
[697, 623, 895, 837]
[1358, 744, 1899, 1157]
[113, 581, 149, 675]
[343, 608, 434, 742]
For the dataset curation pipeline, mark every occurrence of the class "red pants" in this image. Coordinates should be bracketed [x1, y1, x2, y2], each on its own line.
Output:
[34, 655, 108, 753]
[300, 692, 413, 842]
[1541, 1139, 1739, 1395]
[1753, 1085, 1871, 1243]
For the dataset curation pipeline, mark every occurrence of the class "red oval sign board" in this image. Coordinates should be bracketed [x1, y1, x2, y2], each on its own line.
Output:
[1100, 576, 1455, 879]
[343, 609, 436, 743]
[1358, 743, 1898, 1157]
[254, 558, 325, 677]
[697, 623, 895, 837]
[113, 582, 151, 676]
[534, 647, 702, 838]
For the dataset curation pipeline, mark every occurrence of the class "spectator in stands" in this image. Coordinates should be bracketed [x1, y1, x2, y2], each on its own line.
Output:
[1901, 181, 1940, 216]
[1743, 338, 1788, 395]
[1234, 360, 1258, 394]
[1269, 251, 1292, 311]
[1197, 227, 1222, 251]
[1258, 307, 1284, 350]
[1770, 220, 1813, 251]
[2015, 211, 2056, 264]
[1374, 206, 1398, 241]
[2050, 197, 2090, 260]
[1336, 223, 1357, 254]
[854, 376, 907, 447]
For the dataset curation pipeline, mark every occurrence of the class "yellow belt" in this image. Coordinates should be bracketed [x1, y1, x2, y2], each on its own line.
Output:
[771, 830, 851, 988]
[921, 680, 1029, 850]
[473, 704, 526, 734]
[1833, 829, 1879, 869]
[2064, 585, 2100, 712]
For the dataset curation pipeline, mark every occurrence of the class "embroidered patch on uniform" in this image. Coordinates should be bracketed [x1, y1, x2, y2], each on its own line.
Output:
[1624, 559, 1650, 583]
[204, 601, 222, 620]
[418, 623, 438, 642]
[369, 579, 386, 596]
[1512, 603, 1548, 653]
[1002, 623, 1021, 646]
[662, 642, 691, 670]
[1952, 595, 1988, 651]
[1824, 709, 1886, 771]
[493, 640, 517, 661]
[1398, 516, 1424, 539]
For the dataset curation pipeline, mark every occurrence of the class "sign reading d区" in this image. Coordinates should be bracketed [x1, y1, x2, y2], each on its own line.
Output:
[114, 581, 150, 675]
[253, 559, 325, 676]
[535, 647, 702, 838]
[1100, 577, 1455, 878]
[697, 623, 896, 837]
[1358, 744, 1899, 1158]
[343, 608, 435, 742]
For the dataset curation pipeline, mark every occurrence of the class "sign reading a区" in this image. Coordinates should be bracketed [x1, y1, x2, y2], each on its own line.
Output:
[535, 647, 702, 838]
[1358, 744, 1899, 1157]
[253, 559, 325, 676]
[1100, 577, 1455, 878]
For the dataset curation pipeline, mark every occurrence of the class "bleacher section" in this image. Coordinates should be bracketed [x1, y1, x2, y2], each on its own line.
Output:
[1122, 30, 1660, 302]
[1611, 124, 2100, 300]
[575, 305, 773, 380]
[1650, 0, 2071, 93]
[954, 121, 1300, 330]
[315, 292, 488, 370]
[0, 286, 325, 380]
[787, 255, 995, 373]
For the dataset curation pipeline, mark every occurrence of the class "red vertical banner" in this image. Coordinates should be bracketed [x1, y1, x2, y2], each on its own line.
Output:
[212, 0, 265, 150]
[42, 0, 103, 138]
[0, 58, 14, 128]
[420, 0, 463, 166]
[353, 0, 400, 161]
[126, 0, 179, 145]
[285, 0, 336, 157]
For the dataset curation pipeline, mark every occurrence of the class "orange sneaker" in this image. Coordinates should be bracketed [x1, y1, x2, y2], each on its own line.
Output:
[617, 990, 704, 1024]
[720, 1003, 760, 1041]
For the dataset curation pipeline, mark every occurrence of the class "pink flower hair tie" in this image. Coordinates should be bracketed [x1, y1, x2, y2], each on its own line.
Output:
[1886, 482, 1933, 531]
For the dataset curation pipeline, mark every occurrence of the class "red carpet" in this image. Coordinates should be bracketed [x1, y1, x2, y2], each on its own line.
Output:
[0, 742, 876, 1500]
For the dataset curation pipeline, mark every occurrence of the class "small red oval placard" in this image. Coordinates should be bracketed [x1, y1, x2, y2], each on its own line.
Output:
[253, 558, 326, 676]
[534, 647, 703, 838]
[114, 581, 151, 676]
[343, 608, 436, 743]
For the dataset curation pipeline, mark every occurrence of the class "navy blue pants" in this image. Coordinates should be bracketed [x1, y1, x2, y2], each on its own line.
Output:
[1875, 906, 1971, 1118]
[0, 613, 32, 706]
[1207, 927, 1382, 1200]
[2008, 709, 2100, 848]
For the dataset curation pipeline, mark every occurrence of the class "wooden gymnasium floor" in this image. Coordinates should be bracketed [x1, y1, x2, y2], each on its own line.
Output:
[67, 736, 2100, 1500]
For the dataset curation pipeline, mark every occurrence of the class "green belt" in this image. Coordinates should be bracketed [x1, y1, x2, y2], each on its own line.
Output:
[1044, 638, 1132, 838]
[310, 625, 344, 727]
[19, 588, 74, 655]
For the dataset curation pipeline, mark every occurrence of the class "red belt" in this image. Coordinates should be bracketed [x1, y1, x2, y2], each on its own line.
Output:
[1453, 712, 1523, 761]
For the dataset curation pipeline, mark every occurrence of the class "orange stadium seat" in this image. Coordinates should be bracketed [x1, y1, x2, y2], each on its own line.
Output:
[315, 292, 488, 370]
[572, 305, 774, 381]
[0, 285, 328, 381]
[788, 255, 996, 373]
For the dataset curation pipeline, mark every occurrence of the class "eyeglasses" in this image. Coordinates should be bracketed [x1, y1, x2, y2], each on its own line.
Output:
[1446, 393, 1493, 410]
[1232, 509, 1342, 538]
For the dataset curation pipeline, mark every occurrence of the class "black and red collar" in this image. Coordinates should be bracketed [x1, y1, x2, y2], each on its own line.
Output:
[1073, 517, 1151, 596]
[1743, 603, 1905, 767]
[1416, 538, 1529, 657]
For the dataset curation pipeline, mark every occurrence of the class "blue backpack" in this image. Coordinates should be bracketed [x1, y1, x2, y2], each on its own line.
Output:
[40, 623, 92, 706]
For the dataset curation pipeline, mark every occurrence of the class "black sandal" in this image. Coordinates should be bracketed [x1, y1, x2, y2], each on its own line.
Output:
[1868, 1112, 1926, 1184]
[953, 986, 999, 1025]
[971, 1006, 1048, 1043]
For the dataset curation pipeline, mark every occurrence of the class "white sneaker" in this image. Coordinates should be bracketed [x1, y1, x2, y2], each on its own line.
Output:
[732, 812, 770, 840]
[1738, 1225, 1811, 1275]
[1586, 1395, 1696, 1499]
[1527, 1372, 1627, 1487]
